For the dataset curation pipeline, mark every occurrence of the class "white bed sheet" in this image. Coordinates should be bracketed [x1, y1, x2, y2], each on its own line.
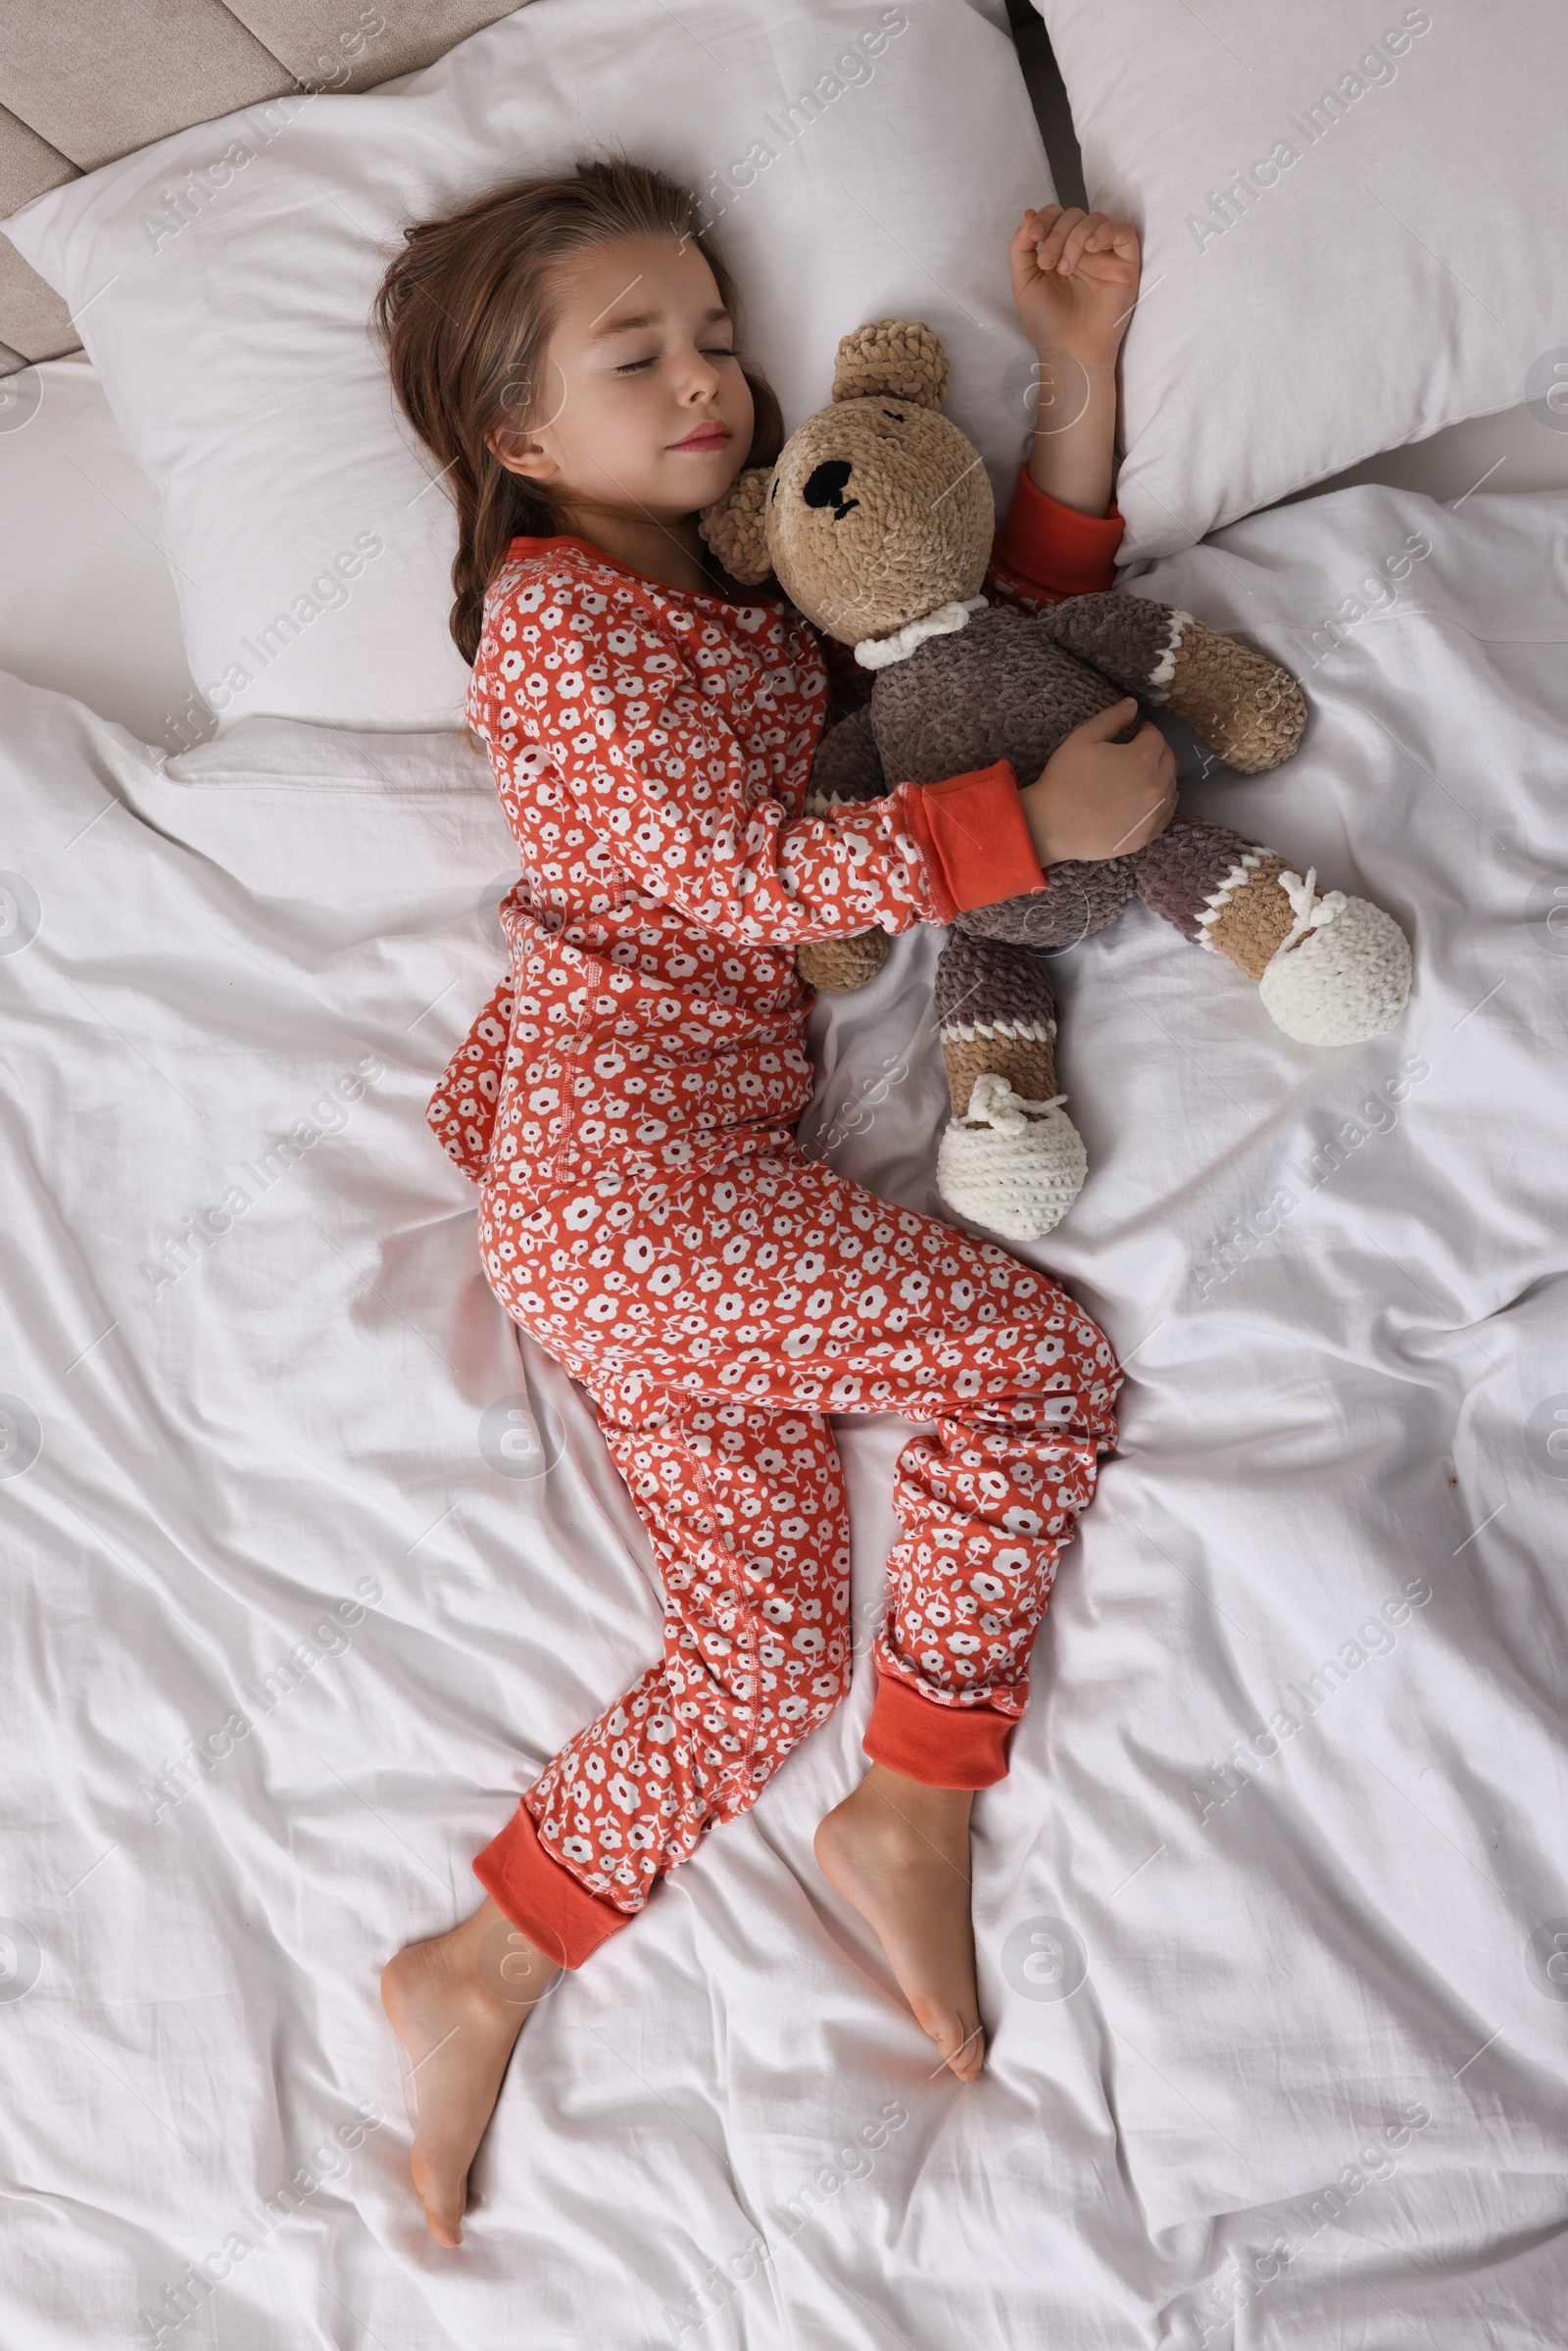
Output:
[2, 477, 1566, 2346]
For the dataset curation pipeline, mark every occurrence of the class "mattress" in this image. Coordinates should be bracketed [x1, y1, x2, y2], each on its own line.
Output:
[3, 475, 1566, 2343]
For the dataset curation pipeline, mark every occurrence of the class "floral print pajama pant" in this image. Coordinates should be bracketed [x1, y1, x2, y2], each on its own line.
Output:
[470, 1131, 1120, 1967]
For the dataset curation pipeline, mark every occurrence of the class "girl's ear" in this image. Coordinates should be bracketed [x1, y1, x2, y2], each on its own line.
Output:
[487, 425, 554, 483]
[699, 466, 775, 584]
[831, 319, 951, 410]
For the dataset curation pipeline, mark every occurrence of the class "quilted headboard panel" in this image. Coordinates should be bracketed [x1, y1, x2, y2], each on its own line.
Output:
[0, 0, 529, 374]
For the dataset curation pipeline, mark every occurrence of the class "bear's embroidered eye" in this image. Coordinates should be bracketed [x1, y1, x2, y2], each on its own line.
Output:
[881, 409, 906, 421]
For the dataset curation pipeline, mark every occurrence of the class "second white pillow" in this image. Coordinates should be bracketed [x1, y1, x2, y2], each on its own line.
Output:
[1035, 0, 1568, 562]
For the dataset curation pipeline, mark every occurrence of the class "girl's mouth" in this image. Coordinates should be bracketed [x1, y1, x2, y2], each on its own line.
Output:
[668, 422, 731, 452]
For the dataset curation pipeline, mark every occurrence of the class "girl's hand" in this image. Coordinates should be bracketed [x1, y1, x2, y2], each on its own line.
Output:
[1018, 699, 1177, 867]
[1010, 206, 1143, 373]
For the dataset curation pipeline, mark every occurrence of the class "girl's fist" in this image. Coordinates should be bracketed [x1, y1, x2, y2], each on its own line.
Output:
[1010, 206, 1143, 373]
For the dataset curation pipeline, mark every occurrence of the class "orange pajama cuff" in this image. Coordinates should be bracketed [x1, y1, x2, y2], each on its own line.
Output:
[990, 469, 1125, 603]
[897, 762, 1047, 922]
[474, 1799, 631, 1970]
[862, 1669, 1016, 1789]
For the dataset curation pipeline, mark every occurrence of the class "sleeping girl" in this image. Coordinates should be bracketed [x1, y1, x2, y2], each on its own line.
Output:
[374, 162, 1164, 2246]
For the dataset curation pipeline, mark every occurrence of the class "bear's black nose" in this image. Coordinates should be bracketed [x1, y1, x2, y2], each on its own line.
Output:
[802, 459, 859, 522]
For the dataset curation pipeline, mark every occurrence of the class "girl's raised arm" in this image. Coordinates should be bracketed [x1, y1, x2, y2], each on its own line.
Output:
[1010, 204, 1142, 521]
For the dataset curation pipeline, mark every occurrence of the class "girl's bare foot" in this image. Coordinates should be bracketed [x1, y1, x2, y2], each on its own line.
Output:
[813, 1764, 985, 2082]
[380, 1894, 562, 2246]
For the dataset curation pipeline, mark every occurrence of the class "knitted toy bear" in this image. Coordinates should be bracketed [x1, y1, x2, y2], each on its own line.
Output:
[699, 319, 1412, 1243]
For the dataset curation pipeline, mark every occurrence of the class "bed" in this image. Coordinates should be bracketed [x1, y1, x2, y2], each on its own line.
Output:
[3, 4, 1567, 2344]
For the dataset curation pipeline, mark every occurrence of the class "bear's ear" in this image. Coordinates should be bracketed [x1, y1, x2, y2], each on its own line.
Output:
[698, 466, 775, 584]
[831, 319, 952, 410]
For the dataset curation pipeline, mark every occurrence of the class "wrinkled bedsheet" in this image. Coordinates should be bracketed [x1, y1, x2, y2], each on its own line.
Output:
[2, 481, 1566, 2347]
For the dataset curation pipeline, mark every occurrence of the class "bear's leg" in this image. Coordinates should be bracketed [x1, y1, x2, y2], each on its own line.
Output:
[1036, 593, 1305, 774]
[1134, 816, 1411, 1047]
[934, 933, 1087, 1241]
[798, 931, 892, 993]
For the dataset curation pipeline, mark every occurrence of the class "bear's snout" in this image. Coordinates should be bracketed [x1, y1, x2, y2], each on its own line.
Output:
[802, 459, 859, 522]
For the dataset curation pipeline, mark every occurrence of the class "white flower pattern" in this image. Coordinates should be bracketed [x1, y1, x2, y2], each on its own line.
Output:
[431, 532, 1120, 1927]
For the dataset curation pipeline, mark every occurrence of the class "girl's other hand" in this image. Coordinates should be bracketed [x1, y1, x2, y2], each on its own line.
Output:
[1018, 699, 1177, 867]
[1010, 206, 1143, 374]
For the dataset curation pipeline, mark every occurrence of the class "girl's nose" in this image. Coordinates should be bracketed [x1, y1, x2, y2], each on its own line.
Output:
[681, 349, 723, 399]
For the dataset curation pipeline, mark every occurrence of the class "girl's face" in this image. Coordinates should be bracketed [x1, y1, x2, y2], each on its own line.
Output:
[491, 234, 755, 526]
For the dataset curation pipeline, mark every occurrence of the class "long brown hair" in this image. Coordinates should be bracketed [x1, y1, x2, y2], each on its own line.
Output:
[374, 159, 783, 663]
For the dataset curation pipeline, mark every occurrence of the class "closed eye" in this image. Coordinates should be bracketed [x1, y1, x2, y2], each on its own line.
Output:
[616, 346, 736, 376]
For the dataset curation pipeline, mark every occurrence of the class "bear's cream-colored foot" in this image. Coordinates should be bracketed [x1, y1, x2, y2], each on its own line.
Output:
[938, 1072, 1087, 1239]
[381, 1896, 561, 2247]
[1256, 869, 1411, 1044]
[1199, 860, 1411, 1045]
[815, 1766, 985, 2082]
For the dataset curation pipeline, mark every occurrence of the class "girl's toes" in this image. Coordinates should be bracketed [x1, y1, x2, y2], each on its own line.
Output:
[426, 2202, 464, 2250]
[412, 2152, 467, 2248]
[920, 2002, 986, 2080]
[949, 2023, 986, 2082]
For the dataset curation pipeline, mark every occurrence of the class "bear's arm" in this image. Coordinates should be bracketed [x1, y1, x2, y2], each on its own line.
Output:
[805, 705, 887, 810]
[1035, 593, 1306, 775]
[1032, 591, 1190, 699]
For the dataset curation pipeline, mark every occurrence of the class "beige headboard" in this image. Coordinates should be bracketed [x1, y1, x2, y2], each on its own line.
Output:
[0, 0, 529, 376]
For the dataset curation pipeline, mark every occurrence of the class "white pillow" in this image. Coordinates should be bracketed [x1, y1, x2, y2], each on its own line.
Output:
[1033, 0, 1568, 562]
[4, 0, 1050, 734]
